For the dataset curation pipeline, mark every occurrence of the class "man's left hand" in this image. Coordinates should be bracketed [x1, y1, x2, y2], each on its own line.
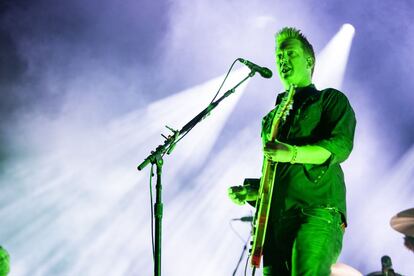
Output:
[263, 140, 294, 163]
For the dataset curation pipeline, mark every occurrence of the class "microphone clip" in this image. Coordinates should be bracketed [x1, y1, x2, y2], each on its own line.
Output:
[161, 125, 179, 155]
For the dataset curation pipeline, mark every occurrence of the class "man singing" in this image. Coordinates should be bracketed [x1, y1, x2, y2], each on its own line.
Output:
[228, 27, 356, 275]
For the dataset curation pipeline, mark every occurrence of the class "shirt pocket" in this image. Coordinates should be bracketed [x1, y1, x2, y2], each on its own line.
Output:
[303, 163, 328, 185]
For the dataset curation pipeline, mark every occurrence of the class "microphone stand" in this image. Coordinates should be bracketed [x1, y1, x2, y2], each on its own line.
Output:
[232, 237, 249, 276]
[138, 69, 257, 276]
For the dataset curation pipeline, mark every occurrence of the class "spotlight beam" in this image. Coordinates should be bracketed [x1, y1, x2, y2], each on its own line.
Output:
[313, 23, 356, 89]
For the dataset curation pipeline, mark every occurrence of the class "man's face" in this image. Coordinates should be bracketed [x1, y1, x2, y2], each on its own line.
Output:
[275, 38, 312, 88]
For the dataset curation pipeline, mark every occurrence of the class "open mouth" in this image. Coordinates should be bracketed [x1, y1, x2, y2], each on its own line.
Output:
[281, 67, 292, 75]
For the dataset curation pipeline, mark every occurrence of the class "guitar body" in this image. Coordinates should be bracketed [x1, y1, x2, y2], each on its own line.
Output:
[250, 85, 296, 268]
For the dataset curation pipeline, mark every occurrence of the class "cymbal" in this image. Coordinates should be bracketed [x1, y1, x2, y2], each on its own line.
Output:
[390, 208, 414, 236]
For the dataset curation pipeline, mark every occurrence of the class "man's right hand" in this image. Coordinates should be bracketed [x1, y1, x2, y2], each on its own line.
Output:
[228, 186, 247, 205]
[228, 185, 258, 205]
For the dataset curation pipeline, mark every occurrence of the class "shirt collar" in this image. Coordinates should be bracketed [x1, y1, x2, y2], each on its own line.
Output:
[293, 83, 319, 104]
[275, 84, 319, 106]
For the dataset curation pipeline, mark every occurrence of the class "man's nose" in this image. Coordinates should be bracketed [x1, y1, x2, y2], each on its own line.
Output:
[279, 53, 289, 63]
[280, 57, 288, 66]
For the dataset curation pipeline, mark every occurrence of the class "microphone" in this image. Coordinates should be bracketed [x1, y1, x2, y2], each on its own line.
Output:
[381, 255, 396, 276]
[238, 58, 273, 79]
[232, 216, 254, 222]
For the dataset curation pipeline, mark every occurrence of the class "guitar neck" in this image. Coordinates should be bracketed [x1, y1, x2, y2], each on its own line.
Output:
[249, 84, 296, 268]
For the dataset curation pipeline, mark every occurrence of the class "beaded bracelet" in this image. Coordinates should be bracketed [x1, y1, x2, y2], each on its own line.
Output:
[290, 145, 298, 164]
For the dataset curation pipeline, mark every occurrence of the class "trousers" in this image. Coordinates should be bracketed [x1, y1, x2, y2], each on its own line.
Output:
[262, 207, 344, 276]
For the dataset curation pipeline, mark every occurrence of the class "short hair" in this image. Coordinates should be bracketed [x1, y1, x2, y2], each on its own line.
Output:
[275, 27, 315, 74]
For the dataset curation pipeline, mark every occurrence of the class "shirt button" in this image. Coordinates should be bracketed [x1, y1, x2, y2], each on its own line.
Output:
[318, 176, 321, 179]
[314, 180, 318, 183]
[321, 170, 325, 173]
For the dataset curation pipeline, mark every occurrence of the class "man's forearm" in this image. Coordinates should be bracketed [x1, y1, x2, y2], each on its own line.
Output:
[295, 145, 331, 165]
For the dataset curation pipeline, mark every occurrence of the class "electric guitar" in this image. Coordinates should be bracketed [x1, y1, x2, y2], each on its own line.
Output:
[250, 84, 296, 268]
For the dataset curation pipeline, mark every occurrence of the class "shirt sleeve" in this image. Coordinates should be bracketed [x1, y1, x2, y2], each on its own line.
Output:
[243, 178, 260, 207]
[314, 89, 356, 165]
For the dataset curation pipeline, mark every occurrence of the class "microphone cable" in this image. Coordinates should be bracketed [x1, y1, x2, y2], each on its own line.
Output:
[229, 213, 254, 276]
[164, 58, 240, 154]
[210, 58, 239, 104]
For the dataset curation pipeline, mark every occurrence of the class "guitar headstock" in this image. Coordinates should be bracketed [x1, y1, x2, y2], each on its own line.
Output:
[274, 84, 296, 122]
[265, 84, 296, 142]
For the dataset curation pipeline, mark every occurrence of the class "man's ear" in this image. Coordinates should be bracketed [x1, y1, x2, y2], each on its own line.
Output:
[306, 57, 314, 69]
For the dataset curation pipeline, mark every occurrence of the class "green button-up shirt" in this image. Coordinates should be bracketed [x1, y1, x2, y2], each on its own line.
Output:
[261, 84, 356, 223]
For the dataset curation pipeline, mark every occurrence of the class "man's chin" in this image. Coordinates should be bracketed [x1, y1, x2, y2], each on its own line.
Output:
[280, 76, 296, 85]
[280, 72, 295, 80]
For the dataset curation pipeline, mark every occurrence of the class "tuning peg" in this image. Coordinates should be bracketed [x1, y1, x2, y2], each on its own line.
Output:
[165, 125, 176, 133]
